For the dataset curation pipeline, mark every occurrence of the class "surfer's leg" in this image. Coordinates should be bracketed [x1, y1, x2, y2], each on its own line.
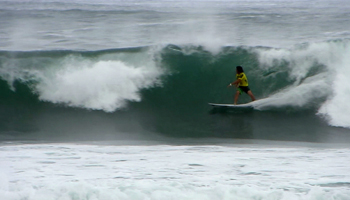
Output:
[234, 91, 240, 105]
[247, 90, 256, 101]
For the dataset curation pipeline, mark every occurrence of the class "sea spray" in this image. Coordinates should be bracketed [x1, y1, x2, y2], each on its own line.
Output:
[36, 58, 163, 112]
[254, 40, 350, 128]
[0, 50, 165, 112]
[318, 41, 350, 128]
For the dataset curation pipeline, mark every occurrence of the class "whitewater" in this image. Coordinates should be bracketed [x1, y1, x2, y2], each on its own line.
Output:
[1, 0, 350, 199]
[1, 142, 350, 200]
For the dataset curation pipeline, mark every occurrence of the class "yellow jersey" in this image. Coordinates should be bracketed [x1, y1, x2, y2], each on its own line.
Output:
[236, 72, 248, 87]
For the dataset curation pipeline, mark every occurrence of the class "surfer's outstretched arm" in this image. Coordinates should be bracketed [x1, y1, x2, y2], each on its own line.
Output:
[228, 79, 241, 87]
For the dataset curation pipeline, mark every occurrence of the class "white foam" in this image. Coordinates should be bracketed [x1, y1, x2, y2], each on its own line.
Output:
[253, 73, 330, 110]
[255, 40, 350, 128]
[318, 43, 350, 128]
[1, 144, 350, 200]
[35, 56, 164, 112]
[0, 52, 165, 112]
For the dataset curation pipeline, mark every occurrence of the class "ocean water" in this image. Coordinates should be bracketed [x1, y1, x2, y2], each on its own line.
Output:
[1, 0, 350, 199]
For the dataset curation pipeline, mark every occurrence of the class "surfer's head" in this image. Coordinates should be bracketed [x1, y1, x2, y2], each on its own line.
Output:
[236, 66, 244, 74]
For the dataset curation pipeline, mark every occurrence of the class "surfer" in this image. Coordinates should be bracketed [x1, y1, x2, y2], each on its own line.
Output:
[228, 66, 256, 104]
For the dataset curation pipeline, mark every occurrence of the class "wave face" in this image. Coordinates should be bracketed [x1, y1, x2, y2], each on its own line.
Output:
[1, 40, 350, 142]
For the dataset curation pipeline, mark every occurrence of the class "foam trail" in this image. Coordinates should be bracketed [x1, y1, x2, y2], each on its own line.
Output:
[318, 42, 350, 128]
[253, 73, 330, 110]
[255, 40, 350, 128]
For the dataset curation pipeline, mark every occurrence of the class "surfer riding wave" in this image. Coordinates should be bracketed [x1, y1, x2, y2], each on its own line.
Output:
[228, 66, 256, 105]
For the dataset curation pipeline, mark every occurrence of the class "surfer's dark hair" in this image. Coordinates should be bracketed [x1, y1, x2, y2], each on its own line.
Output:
[236, 66, 244, 73]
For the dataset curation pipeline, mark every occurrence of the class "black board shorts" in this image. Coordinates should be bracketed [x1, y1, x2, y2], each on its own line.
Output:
[238, 86, 250, 94]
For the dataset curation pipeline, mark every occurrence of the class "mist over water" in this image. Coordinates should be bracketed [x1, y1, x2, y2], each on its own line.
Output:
[1, 0, 350, 51]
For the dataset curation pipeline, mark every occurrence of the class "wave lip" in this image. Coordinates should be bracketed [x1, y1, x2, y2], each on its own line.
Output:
[0, 48, 165, 112]
[36, 59, 164, 112]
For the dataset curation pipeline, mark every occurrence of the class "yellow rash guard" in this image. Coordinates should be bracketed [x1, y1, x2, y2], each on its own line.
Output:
[236, 72, 248, 87]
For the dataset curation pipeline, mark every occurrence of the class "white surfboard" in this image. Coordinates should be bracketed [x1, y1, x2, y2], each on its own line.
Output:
[208, 102, 254, 108]
[209, 98, 268, 109]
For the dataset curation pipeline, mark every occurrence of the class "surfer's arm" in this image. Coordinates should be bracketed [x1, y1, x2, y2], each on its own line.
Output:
[228, 79, 241, 87]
